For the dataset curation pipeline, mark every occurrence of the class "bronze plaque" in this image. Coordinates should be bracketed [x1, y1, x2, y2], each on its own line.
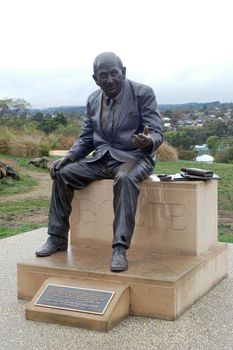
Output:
[35, 284, 115, 315]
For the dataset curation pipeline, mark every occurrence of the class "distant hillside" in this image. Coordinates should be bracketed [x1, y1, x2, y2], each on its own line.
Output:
[31, 106, 86, 114]
[158, 101, 223, 110]
[31, 101, 233, 114]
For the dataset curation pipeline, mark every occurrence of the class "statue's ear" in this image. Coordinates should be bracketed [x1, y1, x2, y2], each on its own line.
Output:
[122, 67, 126, 79]
[92, 74, 98, 85]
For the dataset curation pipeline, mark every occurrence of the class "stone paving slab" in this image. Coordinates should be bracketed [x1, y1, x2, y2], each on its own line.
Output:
[0, 228, 233, 350]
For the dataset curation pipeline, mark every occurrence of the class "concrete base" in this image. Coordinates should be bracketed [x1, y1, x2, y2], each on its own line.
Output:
[25, 277, 129, 331]
[18, 243, 228, 321]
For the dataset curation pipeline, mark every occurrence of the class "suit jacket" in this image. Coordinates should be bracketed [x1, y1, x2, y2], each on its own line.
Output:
[67, 79, 163, 166]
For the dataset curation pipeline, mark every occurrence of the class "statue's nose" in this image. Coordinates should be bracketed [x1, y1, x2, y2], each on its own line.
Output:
[106, 75, 114, 83]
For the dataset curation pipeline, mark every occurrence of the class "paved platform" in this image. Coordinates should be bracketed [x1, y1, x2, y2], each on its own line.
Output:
[1, 228, 233, 350]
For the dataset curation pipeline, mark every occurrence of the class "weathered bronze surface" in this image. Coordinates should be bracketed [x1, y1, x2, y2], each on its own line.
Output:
[35, 283, 115, 315]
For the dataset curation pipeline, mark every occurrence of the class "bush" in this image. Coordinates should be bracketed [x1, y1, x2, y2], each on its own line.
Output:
[215, 146, 233, 163]
[0, 134, 51, 158]
[156, 142, 178, 162]
[39, 140, 51, 157]
[9, 136, 43, 157]
[0, 128, 13, 153]
[59, 135, 76, 150]
[178, 149, 198, 160]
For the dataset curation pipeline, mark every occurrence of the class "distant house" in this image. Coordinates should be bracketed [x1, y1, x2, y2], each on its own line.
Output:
[195, 154, 214, 163]
[194, 144, 209, 155]
[164, 123, 171, 128]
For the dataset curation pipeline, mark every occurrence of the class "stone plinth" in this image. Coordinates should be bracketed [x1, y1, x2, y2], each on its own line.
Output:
[70, 177, 218, 256]
[17, 177, 228, 327]
[18, 243, 228, 321]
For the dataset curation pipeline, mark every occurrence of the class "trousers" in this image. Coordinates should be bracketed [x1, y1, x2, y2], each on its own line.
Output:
[48, 152, 154, 248]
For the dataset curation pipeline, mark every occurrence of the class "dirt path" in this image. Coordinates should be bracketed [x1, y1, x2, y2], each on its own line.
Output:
[0, 158, 52, 201]
[2, 171, 52, 201]
[0, 161, 52, 229]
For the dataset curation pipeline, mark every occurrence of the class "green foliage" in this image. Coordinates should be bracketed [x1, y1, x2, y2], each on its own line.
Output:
[37, 113, 68, 134]
[55, 113, 68, 126]
[164, 120, 231, 150]
[39, 140, 51, 157]
[178, 149, 197, 160]
[215, 146, 233, 164]
[37, 117, 59, 134]
[31, 112, 45, 122]
[164, 128, 195, 149]
[206, 135, 220, 153]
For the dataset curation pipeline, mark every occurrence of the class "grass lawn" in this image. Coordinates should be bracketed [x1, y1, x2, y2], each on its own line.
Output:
[0, 199, 50, 238]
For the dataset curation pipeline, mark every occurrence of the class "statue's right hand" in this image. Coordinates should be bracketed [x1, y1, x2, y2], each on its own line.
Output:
[48, 157, 71, 179]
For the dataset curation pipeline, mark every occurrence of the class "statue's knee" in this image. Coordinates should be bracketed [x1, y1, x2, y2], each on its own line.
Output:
[114, 173, 132, 186]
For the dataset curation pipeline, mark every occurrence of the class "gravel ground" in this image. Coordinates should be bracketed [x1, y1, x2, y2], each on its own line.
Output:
[0, 228, 233, 350]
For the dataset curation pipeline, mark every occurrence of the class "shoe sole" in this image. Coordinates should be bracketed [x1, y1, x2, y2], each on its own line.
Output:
[35, 246, 67, 257]
[110, 265, 128, 272]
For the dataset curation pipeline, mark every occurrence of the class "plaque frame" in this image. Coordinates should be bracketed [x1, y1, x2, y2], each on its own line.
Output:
[34, 283, 115, 315]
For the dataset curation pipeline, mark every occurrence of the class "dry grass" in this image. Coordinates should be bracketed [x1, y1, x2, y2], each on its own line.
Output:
[156, 142, 178, 162]
[0, 128, 52, 157]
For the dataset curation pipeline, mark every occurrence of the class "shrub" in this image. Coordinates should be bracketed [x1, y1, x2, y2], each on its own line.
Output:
[215, 146, 233, 163]
[178, 149, 198, 160]
[59, 135, 76, 150]
[9, 136, 42, 157]
[0, 128, 13, 154]
[39, 140, 51, 157]
[45, 134, 61, 150]
[5, 135, 51, 158]
[156, 142, 178, 162]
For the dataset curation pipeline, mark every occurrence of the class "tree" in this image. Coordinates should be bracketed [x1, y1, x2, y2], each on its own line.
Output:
[37, 113, 68, 134]
[32, 112, 45, 123]
[37, 118, 59, 134]
[54, 113, 67, 126]
[0, 98, 30, 121]
[206, 136, 220, 155]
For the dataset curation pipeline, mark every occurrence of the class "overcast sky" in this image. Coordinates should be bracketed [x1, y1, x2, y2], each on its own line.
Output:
[0, 0, 233, 108]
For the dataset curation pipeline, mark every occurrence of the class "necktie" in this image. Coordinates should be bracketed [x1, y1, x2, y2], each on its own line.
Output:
[105, 98, 115, 136]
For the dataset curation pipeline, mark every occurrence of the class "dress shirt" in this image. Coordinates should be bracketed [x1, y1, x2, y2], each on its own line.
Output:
[100, 86, 124, 132]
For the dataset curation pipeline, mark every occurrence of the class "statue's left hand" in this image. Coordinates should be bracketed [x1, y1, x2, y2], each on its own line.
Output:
[48, 156, 71, 179]
[132, 126, 153, 150]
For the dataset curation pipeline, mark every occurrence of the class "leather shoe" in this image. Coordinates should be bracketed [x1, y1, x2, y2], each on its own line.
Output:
[35, 237, 67, 257]
[110, 245, 128, 272]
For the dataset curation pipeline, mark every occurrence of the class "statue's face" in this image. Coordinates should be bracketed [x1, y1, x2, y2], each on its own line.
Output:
[93, 57, 126, 98]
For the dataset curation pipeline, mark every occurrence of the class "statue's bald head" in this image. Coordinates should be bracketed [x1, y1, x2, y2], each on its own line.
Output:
[92, 52, 126, 97]
[93, 52, 124, 74]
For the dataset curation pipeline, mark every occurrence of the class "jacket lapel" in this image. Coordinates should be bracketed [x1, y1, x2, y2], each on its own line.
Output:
[93, 90, 105, 135]
[114, 79, 133, 131]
